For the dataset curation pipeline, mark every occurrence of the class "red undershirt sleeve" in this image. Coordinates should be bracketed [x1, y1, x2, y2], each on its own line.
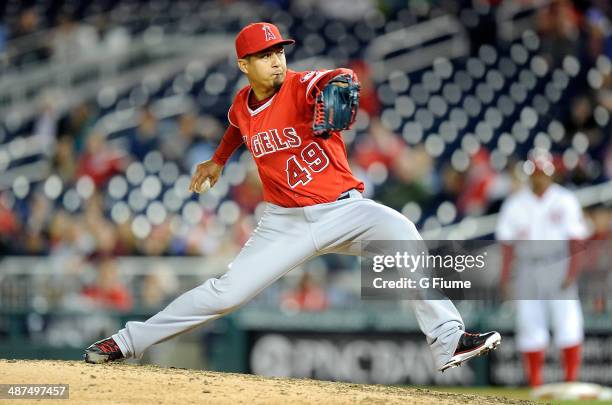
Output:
[211, 124, 243, 166]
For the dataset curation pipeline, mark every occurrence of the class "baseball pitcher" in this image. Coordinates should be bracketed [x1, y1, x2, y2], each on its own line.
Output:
[84, 22, 501, 372]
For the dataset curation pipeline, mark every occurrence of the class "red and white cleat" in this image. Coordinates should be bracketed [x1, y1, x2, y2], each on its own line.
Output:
[84, 337, 125, 364]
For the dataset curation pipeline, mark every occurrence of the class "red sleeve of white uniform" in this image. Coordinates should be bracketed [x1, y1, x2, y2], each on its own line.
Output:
[499, 243, 515, 286]
[297, 68, 358, 105]
[563, 193, 589, 239]
[495, 200, 517, 241]
[496, 199, 517, 287]
[561, 193, 588, 281]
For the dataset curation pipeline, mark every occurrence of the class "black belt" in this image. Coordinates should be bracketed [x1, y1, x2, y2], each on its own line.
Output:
[337, 190, 352, 201]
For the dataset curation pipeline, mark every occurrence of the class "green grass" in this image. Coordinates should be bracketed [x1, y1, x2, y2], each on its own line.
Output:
[425, 386, 606, 405]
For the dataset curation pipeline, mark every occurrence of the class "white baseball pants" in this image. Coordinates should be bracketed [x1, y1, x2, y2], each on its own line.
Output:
[516, 300, 583, 352]
[513, 261, 584, 351]
[113, 191, 465, 369]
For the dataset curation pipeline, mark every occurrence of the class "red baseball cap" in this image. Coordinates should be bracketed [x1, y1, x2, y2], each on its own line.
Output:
[235, 22, 295, 59]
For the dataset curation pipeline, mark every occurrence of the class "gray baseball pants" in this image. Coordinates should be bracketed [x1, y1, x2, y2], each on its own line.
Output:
[113, 191, 464, 369]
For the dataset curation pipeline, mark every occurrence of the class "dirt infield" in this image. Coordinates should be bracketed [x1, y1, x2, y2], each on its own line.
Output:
[0, 359, 535, 404]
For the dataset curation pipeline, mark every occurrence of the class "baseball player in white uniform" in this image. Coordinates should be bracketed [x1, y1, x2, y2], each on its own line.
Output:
[496, 149, 588, 386]
[84, 22, 501, 372]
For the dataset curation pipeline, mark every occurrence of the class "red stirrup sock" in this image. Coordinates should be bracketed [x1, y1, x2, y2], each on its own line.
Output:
[562, 344, 581, 382]
[523, 350, 545, 387]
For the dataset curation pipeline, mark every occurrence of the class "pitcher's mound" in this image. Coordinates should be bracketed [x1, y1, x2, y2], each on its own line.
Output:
[0, 359, 534, 404]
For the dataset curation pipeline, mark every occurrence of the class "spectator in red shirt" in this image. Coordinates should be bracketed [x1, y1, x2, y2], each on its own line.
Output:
[348, 60, 380, 117]
[82, 256, 133, 312]
[281, 273, 328, 312]
[76, 133, 124, 188]
[0, 192, 20, 252]
[353, 118, 406, 170]
[230, 166, 263, 214]
[457, 148, 497, 216]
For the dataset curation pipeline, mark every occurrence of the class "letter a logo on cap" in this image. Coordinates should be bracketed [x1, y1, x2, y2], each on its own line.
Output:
[235, 22, 294, 58]
[262, 25, 276, 41]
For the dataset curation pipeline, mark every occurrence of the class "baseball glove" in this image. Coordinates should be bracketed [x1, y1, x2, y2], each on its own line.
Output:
[312, 74, 360, 138]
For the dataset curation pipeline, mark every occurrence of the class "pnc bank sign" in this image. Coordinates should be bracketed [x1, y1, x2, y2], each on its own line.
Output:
[248, 333, 473, 385]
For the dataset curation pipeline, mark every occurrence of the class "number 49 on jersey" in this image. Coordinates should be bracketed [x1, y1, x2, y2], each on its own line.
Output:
[285, 142, 329, 188]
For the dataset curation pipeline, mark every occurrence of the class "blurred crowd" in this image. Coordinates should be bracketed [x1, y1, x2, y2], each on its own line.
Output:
[1, 0, 612, 314]
[1, 7, 131, 72]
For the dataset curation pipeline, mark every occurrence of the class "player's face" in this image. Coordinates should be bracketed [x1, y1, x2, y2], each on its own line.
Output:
[239, 45, 287, 92]
[530, 169, 553, 192]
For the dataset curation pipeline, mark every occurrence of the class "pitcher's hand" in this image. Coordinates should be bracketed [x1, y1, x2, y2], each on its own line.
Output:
[189, 160, 222, 193]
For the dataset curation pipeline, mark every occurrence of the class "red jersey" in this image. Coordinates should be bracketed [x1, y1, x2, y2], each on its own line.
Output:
[212, 69, 364, 208]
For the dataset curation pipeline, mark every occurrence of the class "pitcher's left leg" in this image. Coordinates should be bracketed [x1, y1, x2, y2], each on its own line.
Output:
[311, 198, 472, 369]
